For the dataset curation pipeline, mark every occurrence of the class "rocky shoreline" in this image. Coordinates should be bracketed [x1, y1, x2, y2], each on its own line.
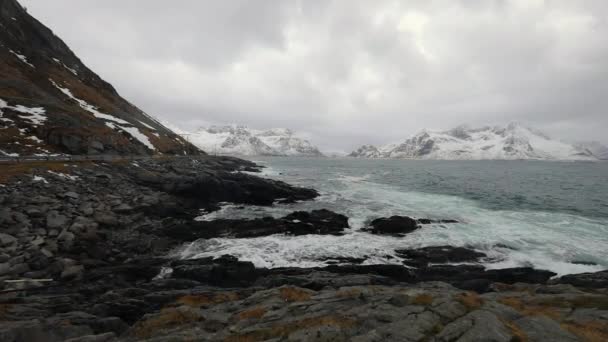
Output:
[1, 156, 607, 341]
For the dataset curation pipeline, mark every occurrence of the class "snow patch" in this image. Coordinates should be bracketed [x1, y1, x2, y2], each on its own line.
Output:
[47, 170, 79, 181]
[52, 57, 78, 75]
[105, 122, 155, 150]
[32, 176, 48, 183]
[50, 79, 130, 124]
[0, 97, 46, 125]
[9, 49, 34, 68]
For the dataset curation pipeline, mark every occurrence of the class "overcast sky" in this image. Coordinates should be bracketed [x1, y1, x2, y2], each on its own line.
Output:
[21, 0, 608, 151]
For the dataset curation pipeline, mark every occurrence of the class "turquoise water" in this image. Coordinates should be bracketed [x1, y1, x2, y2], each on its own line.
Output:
[179, 157, 608, 275]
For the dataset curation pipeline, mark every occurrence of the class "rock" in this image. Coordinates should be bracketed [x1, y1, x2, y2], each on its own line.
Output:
[554, 270, 608, 288]
[171, 255, 260, 287]
[9, 262, 29, 275]
[515, 316, 579, 341]
[64, 332, 116, 342]
[436, 310, 512, 342]
[93, 212, 118, 226]
[0, 262, 11, 276]
[363, 216, 419, 236]
[0, 233, 17, 246]
[64, 191, 80, 199]
[61, 265, 84, 280]
[46, 211, 68, 229]
[162, 209, 349, 240]
[396, 245, 487, 267]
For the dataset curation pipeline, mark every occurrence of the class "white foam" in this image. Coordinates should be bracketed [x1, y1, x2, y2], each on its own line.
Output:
[180, 161, 608, 275]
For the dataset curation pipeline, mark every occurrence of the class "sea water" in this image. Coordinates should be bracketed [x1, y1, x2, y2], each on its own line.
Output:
[179, 157, 608, 276]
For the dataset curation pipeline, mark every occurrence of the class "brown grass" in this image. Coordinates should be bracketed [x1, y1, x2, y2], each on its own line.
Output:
[237, 307, 267, 320]
[176, 292, 240, 308]
[0, 161, 74, 183]
[132, 307, 203, 339]
[501, 320, 528, 342]
[278, 287, 313, 302]
[411, 293, 434, 306]
[336, 288, 362, 299]
[498, 297, 563, 320]
[562, 321, 608, 342]
[456, 292, 484, 310]
[224, 315, 356, 342]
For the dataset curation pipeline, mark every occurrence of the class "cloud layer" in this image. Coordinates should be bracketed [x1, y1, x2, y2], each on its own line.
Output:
[21, 0, 608, 150]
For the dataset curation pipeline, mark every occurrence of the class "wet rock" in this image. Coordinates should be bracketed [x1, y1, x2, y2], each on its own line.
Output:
[363, 216, 419, 236]
[162, 209, 349, 240]
[396, 245, 487, 267]
[554, 270, 608, 288]
[171, 255, 260, 287]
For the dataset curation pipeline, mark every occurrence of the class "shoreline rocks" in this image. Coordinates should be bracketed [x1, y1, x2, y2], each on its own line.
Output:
[0, 157, 606, 341]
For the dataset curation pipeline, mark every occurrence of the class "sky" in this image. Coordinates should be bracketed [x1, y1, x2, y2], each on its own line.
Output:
[21, 0, 608, 151]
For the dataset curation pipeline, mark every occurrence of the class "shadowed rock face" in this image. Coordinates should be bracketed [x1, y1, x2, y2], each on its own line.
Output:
[0, 0, 199, 155]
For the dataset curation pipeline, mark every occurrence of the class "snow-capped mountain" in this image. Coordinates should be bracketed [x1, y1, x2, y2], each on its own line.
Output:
[574, 141, 608, 160]
[349, 123, 597, 161]
[184, 125, 324, 156]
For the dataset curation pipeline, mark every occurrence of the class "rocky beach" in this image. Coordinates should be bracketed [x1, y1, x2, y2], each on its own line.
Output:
[0, 157, 607, 341]
[1, 0, 608, 340]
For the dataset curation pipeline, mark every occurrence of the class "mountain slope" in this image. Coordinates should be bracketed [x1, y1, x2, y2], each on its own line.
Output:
[0, 0, 198, 156]
[574, 141, 608, 160]
[184, 125, 324, 156]
[350, 123, 597, 161]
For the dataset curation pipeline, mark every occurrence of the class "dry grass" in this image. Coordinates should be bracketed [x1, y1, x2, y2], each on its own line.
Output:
[0, 161, 74, 183]
[501, 319, 528, 342]
[278, 287, 313, 302]
[498, 297, 563, 320]
[132, 307, 203, 339]
[224, 315, 356, 342]
[236, 307, 267, 320]
[456, 292, 484, 311]
[562, 321, 608, 342]
[336, 288, 362, 299]
[411, 293, 434, 306]
[176, 292, 240, 308]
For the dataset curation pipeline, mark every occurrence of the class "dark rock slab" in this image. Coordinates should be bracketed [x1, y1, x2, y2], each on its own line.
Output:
[553, 270, 608, 288]
[396, 245, 487, 267]
[171, 255, 261, 287]
[161, 209, 349, 240]
[363, 216, 420, 236]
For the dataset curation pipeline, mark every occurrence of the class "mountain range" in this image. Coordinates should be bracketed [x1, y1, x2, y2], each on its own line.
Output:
[0, 0, 197, 156]
[172, 125, 324, 157]
[349, 123, 606, 161]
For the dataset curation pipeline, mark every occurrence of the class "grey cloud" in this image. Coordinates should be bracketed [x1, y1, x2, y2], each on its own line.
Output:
[20, 0, 608, 151]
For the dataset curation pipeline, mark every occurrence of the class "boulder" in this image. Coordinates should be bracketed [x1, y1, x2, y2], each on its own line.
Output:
[363, 216, 419, 236]
[46, 211, 68, 229]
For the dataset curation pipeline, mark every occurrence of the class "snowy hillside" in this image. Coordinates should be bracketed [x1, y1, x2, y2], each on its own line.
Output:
[574, 141, 608, 160]
[350, 123, 597, 161]
[181, 125, 324, 156]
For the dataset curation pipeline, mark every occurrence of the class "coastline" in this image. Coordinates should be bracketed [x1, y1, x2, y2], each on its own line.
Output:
[1, 156, 607, 341]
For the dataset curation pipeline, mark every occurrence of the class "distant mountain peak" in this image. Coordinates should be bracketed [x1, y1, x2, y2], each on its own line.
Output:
[350, 123, 598, 161]
[183, 125, 323, 157]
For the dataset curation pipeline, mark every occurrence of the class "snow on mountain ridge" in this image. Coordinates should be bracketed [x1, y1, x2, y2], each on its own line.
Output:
[183, 125, 323, 156]
[350, 123, 597, 161]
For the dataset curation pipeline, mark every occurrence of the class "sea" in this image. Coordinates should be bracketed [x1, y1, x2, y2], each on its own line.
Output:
[178, 157, 608, 276]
